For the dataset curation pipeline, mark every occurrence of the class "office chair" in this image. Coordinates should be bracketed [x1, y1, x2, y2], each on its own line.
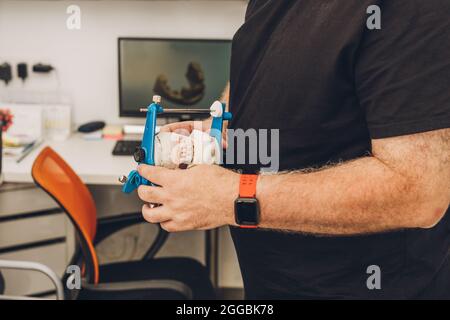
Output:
[0, 260, 64, 300]
[31, 146, 215, 300]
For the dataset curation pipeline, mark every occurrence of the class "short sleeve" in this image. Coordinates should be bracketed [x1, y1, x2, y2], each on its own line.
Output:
[355, 0, 450, 139]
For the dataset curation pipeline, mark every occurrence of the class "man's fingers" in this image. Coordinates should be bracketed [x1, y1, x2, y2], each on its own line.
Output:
[222, 130, 228, 149]
[137, 185, 167, 204]
[142, 206, 190, 232]
[160, 220, 183, 233]
[160, 121, 196, 135]
[137, 165, 174, 186]
[142, 204, 171, 224]
[159, 121, 190, 133]
[201, 119, 213, 132]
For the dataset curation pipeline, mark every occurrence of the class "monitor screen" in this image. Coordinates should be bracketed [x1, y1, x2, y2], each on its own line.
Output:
[118, 38, 231, 117]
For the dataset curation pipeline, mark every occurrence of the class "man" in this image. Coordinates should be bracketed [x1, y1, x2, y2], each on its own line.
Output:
[137, 0, 450, 299]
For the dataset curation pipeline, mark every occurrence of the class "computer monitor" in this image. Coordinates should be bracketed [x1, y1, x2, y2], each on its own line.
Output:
[118, 38, 232, 117]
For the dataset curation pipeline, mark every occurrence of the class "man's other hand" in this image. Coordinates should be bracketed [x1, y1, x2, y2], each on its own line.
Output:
[137, 164, 239, 232]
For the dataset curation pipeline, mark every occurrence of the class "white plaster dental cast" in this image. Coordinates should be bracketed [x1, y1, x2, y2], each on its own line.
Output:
[154, 129, 220, 169]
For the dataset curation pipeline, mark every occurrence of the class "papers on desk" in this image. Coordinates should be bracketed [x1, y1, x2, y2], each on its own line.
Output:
[102, 125, 124, 140]
[0, 103, 42, 162]
[80, 125, 124, 141]
[2, 137, 42, 162]
[3, 145, 27, 157]
[81, 130, 103, 140]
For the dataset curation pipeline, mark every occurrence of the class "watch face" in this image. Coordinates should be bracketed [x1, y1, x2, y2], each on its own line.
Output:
[235, 198, 260, 226]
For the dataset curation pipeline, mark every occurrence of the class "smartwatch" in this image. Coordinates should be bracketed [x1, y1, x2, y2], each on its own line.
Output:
[235, 174, 260, 228]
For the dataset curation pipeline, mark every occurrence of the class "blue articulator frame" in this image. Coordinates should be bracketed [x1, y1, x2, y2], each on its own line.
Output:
[122, 100, 231, 194]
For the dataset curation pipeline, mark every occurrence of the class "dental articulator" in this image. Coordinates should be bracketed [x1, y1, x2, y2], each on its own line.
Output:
[119, 95, 232, 194]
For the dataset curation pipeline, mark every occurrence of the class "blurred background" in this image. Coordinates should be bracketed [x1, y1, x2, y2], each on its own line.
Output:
[0, 0, 247, 300]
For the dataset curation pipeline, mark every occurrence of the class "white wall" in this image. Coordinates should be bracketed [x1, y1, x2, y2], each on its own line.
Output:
[0, 0, 246, 125]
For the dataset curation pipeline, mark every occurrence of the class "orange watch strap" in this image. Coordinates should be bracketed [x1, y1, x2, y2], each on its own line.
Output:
[239, 174, 259, 198]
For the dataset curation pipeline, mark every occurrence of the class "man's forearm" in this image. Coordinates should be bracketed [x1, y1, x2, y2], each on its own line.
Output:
[255, 156, 441, 235]
[257, 157, 417, 234]
[255, 129, 450, 235]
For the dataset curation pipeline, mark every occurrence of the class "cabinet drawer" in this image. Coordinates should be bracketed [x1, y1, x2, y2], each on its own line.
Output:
[0, 214, 66, 248]
[0, 185, 58, 217]
[0, 243, 67, 296]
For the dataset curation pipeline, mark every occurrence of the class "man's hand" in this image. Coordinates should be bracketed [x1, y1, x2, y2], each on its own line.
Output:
[159, 119, 211, 135]
[137, 164, 239, 232]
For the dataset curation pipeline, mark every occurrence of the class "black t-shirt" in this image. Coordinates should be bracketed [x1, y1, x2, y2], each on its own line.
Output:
[227, 0, 450, 299]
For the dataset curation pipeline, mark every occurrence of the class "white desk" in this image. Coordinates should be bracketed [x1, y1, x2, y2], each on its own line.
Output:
[3, 134, 136, 185]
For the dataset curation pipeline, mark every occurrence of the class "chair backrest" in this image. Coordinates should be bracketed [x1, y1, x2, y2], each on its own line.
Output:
[32, 147, 99, 283]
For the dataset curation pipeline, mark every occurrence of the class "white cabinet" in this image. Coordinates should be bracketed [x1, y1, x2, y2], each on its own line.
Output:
[0, 183, 75, 298]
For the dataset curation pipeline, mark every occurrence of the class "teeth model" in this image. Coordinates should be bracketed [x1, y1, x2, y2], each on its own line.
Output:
[154, 130, 220, 169]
